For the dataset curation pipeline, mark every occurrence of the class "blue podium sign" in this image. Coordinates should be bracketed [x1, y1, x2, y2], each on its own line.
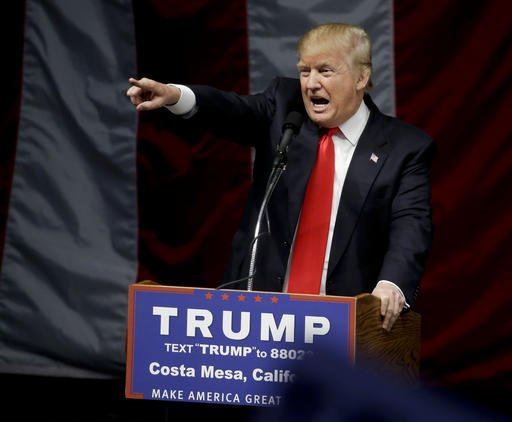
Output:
[125, 284, 355, 407]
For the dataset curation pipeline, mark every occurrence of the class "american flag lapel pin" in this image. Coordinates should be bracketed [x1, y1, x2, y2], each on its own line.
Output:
[370, 153, 379, 163]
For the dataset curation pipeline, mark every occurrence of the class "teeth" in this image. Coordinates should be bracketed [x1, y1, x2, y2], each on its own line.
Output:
[312, 102, 328, 112]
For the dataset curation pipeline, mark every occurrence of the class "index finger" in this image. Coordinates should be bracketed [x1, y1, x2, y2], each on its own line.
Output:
[128, 77, 142, 87]
[128, 77, 157, 90]
[380, 295, 389, 317]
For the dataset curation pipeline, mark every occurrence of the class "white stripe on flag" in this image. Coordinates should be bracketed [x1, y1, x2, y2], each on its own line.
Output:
[247, 0, 396, 115]
[0, 0, 138, 377]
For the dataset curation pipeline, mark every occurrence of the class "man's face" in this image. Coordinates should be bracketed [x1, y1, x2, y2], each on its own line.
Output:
[297, 49, 367, 128]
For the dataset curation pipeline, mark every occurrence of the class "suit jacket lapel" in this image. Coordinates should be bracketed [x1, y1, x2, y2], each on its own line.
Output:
[327, 111, 389, 277]
[282, 118, 320, 237]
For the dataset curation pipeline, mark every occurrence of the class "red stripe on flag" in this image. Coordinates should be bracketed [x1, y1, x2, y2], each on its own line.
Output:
[133, 1, 252, 288]
[395, 0, 512, 411]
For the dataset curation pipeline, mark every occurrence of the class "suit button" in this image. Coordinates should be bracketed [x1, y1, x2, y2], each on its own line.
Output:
[282, 241, 289, 247]
[276, 276, 284, 283]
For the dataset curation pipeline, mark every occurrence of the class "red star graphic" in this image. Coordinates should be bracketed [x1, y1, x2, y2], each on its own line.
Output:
[205, 292, 213, 300]
[238, 294, 246, 302]
[271, 296, 279, 303]
[254, 295, 263, 303]
[221, 293, 230, 301]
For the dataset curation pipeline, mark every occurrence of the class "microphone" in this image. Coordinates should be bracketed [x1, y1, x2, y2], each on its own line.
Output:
[277, 111, 304, 156]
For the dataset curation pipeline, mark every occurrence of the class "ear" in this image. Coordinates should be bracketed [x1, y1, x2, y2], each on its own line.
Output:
[356, 67, 371, 91]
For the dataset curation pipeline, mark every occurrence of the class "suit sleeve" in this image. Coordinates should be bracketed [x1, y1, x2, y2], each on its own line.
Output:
[181, 79, 282, 145]
[378, 137, 436, 305]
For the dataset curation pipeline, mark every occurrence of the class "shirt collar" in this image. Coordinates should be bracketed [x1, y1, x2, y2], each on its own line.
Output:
[337, 100, 370, 146]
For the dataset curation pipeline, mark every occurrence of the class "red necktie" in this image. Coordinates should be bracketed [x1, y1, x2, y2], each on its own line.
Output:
[287, 127, 337, 294]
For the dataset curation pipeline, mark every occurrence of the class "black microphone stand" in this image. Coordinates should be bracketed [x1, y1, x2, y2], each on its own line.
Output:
[246, 148, 289, 291]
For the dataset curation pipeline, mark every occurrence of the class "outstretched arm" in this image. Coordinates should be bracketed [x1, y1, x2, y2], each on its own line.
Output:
[126, 77, 181, 111]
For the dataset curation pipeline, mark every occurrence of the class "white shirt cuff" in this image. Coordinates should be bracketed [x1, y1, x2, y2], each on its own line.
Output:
[165, 84, 196, 115]
[376, 280, 410, 309]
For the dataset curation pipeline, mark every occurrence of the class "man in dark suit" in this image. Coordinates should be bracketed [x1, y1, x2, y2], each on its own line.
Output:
[127, 23, 435, 331]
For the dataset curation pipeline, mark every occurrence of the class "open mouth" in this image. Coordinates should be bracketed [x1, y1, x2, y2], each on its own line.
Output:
[310, 96, 329, 111]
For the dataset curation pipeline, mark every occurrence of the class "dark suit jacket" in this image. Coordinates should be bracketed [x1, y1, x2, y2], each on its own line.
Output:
[186, 77, 435, 306]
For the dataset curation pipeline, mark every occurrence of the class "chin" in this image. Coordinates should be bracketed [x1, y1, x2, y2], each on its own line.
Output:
[306, 112, 324, 125]
[311, 116, 330, 127]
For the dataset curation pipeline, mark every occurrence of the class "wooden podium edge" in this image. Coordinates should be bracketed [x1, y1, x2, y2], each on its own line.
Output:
[354, 293, 421, 387]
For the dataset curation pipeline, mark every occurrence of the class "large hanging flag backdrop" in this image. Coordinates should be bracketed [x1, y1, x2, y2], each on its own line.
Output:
[0, 0, 509, 413]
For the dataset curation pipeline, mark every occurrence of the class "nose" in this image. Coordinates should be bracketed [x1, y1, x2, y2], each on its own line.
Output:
[305, 70, 321, 90]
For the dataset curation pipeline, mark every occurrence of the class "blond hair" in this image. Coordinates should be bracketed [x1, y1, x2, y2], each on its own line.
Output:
[297, 23, 373, 90]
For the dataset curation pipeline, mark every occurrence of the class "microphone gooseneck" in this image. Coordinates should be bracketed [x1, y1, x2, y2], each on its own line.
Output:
[246, 111, 304, 291]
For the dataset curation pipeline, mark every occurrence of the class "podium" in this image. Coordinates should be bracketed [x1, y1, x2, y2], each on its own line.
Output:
[125, 282, 420, 406]
[353, 293, 421, 386]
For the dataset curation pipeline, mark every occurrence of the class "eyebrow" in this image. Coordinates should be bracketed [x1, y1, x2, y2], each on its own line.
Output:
[297, 62, 333, 70]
